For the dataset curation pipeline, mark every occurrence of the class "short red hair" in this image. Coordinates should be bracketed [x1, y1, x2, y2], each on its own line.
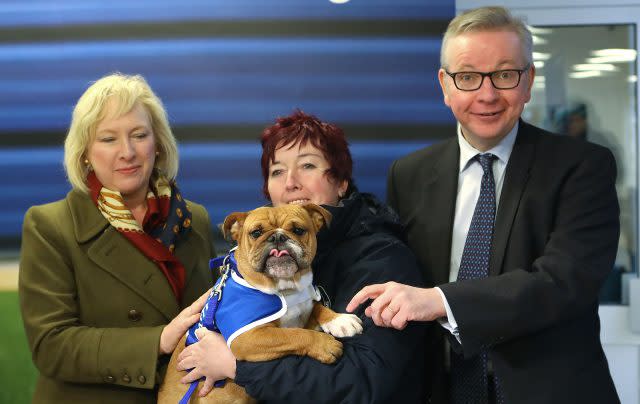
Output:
[260, 110, 353, 200]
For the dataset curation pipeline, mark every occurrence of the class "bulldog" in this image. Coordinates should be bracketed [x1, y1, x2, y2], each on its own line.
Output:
[158, 204, 363, 403]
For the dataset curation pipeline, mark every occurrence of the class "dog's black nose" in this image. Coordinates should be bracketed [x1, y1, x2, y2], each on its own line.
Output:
[268, 232, 288, 243]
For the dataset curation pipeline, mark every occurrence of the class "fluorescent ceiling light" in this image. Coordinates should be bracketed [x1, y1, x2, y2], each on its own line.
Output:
[629, 75, 638, 83]
[533, 52, 551, 60]
[532, 35, 547, 45]
[569, 71, 602, 79]
[534, 61, 545, 68]
[573, 63, 617, 71]
[528, 26, 553, 35]
[591, 49, 636, 57]
[586, 55, 636, 63]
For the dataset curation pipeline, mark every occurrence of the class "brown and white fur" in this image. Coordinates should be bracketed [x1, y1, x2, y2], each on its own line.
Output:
[158, 204, 362, 403]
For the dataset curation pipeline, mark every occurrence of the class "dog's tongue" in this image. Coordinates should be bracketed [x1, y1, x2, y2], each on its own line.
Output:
[269, 249, 290, 258]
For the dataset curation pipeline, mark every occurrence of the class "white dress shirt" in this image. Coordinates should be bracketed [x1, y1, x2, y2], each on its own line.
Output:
[436, 122, 518, 342]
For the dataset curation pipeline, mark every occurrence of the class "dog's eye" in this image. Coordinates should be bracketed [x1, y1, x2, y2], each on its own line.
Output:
[250, 229, 262, 239]
[292, 227, 306, 236]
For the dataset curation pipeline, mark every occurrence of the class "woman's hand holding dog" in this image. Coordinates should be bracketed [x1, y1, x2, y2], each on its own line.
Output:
[159, 289, 211, 355]
[177, 328, 237, 397]
[346, 282, 446, 330]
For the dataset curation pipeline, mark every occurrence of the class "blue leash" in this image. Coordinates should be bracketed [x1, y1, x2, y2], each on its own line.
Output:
[178, 251, 235, 404]
[179, 381, 199, 404]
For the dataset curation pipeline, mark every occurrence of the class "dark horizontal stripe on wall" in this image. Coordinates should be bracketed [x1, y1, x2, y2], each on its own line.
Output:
[172, 124, 455, 142]
[170, 124, 456, 142]
[0, 19, 449, 44]
[0, 236, 19, 253]
[0, 124, 455, 147]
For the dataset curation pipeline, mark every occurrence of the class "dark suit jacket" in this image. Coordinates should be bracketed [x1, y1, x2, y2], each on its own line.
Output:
[387, 121, 620, 404]
[19, 189, 215, 404]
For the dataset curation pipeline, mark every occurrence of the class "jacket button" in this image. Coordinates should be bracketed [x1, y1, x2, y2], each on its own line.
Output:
[128, 309, 142, 322]
[122, 374, 131, 383]
[138, 374, 146, 385]
[104, 375, 115, 383]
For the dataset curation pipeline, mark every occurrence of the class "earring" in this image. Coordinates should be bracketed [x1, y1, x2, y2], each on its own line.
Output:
[155, 151, 160, 156]
[84, 159, 89, 165]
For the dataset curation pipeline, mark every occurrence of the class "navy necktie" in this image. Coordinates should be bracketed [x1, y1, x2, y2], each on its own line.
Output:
[451, 153, 505, 404]
[458, 153, 497, 282]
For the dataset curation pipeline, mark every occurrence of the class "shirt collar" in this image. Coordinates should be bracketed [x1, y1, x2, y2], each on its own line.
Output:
[457, 121, 519, 173]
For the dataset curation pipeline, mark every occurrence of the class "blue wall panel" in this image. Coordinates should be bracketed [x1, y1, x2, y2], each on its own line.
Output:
[0, 0, 455, 246]
[1, 38, 447, 132]
[1, 0, 453, 26]
[0, 141, 431, 237]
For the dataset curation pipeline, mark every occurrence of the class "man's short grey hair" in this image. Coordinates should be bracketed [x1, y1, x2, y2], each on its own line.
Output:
[440, 6, 533, 69]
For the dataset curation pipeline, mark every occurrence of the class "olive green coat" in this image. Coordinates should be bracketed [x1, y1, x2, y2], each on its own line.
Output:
[19, 189, 215, 403]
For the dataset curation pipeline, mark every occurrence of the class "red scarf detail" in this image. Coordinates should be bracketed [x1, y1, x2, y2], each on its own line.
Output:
[88, 172, 187, 302]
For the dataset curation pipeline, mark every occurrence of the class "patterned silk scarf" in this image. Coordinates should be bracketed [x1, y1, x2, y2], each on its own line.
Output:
[88, 171, 192, 302]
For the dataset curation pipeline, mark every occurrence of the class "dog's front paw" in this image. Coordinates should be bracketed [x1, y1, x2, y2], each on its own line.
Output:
[307, 332, 343, 364]
[320, 313, 363, 338]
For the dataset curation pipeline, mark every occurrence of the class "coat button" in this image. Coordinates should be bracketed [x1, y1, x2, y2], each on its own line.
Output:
[104, 375, 115, 383]
[122, 374, 131, 383]
[128, 309, 142, 322]
[138, 374, 146, 385]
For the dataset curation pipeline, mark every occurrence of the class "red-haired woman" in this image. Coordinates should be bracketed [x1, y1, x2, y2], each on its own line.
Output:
[177, 110, 426, 403]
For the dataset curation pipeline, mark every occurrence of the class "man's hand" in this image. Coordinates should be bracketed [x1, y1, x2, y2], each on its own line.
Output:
[346, 282, 446, 330]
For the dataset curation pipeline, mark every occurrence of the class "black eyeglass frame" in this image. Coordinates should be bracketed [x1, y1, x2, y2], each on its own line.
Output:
[444, 63, 531, 91]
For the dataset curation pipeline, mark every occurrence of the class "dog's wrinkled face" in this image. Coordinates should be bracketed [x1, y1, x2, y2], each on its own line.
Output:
[223, 204, 331, 293]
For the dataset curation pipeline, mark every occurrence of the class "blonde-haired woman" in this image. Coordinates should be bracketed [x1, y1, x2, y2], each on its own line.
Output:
[19, 73, 215, 403]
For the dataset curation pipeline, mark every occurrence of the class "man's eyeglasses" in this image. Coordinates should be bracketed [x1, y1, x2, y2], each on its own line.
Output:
[445, 64, 531, 91]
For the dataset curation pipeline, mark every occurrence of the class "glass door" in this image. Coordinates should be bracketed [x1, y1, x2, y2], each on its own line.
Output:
[523, 23, 637, 304]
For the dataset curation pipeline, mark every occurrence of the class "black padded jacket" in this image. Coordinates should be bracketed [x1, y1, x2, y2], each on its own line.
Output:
[234, 190, 427, 404]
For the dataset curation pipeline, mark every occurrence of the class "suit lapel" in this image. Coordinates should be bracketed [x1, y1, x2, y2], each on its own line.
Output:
[489, 121, 536, 276]
[426, 139, 460, 285]
[68, 190, 180, 320]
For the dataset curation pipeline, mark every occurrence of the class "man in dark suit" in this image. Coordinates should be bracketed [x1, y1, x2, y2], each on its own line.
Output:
[347, 6, 620, 404]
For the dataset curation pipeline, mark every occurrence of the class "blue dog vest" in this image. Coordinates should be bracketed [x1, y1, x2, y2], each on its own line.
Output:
[180, 249, 321, 404]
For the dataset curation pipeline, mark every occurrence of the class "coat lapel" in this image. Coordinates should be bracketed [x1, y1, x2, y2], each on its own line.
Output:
[68, 190, 180, 320]
[174, 222, 207, 289]
[425, 139, 460, 285]
[489, 121, 536, 276]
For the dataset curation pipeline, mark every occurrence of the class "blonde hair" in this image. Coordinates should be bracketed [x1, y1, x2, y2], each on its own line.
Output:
[64, 73, 179, 193]
[440, 6, 533, 68]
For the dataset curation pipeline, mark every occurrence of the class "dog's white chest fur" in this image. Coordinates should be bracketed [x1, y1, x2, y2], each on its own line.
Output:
[278, 272, 320, 328]
[279, 298, 314, 328]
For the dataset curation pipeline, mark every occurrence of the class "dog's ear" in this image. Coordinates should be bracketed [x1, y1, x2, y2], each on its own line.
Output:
[222, 212, 249, 242]
[302, 204, 332, 232]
